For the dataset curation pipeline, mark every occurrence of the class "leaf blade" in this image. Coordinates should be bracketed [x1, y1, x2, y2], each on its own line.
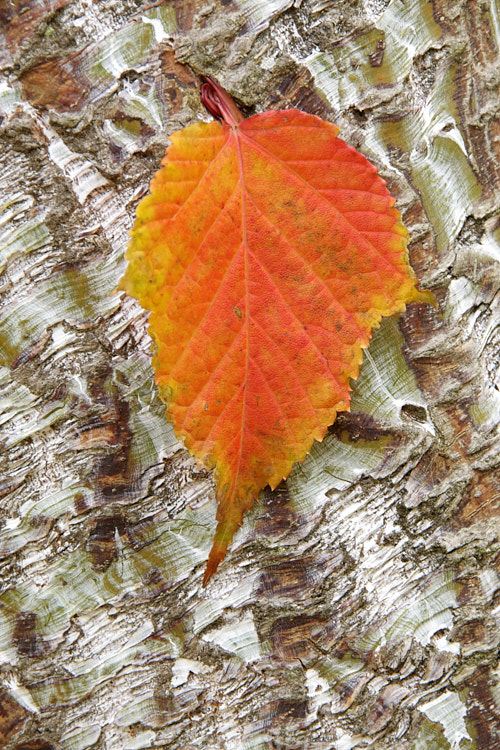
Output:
[120, 107, 435, 584]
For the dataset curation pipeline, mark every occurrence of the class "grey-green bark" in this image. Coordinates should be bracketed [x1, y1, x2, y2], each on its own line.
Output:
[1, 1, 499, 748]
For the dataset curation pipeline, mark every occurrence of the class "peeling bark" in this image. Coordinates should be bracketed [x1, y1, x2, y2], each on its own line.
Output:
[0, 1, 499, 748]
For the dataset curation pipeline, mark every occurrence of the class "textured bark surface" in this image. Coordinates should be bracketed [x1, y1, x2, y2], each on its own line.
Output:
[1, 1, 499, 748]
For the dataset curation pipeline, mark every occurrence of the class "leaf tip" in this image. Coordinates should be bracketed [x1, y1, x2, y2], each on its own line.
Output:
[202, 503, 245, 585]
[202, 540, 228, 586]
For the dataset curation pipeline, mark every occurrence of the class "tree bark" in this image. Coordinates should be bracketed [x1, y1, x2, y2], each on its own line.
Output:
[1, 1, 499, 748]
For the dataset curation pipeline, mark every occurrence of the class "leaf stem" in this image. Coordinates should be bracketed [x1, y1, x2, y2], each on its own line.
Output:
[200, 77, 245, 127]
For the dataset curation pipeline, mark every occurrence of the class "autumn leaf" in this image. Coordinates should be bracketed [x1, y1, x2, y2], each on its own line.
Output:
[119, 78, 435, 584]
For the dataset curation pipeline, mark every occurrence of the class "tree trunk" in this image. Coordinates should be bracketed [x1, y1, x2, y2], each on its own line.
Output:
[1, 1, 499, 748]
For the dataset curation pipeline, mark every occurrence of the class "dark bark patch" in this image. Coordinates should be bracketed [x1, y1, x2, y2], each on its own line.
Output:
[265, 67, 337, 121]
[433, 399, 482, 459]
[405, 451, 453, 508]
[403, 201, 426, 226]
[334, 671, 373, 711]
[465, 666, 500, 750]
[0, 0, 69, 66]
[264, 698, 308, 722]
[12, 611, 45, 657]
[455, 468, 500, 526]
[404, 348, 476, 404]
[255, 483, 297, 539]
[365, 684, 410, 734]
[400, 404, 428, 424]
[456, 572, 483, 606]
[158, 51, 198, 115]
[110, 112, 155, 140]
[331, 411, 395, 443]
[160, 49, 197, 87]
[83, 366, 137, 507]
[456, 618, 486, 644]
[74, 492, 89, 515]
[408, 236, 442, 290]
[71, 421, 119, 450]
[141, 567, 171, 599]
[446, 0, 500, 204]
[87, 513, 127, 570]
[257, 558, 322, 600]
[368, 38, 385, 68]
[463, 0, 498, 68]
[270, 614, 333, 663]
[453, 618, 494, 655]
[10, 330, 52, 371]
[466, 118, 500, 201]
[20, 57, 88, 111]
[0, 688, 29, 745]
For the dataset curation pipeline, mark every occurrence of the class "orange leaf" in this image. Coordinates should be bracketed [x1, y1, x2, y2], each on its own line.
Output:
[120, 79, 435, 584]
